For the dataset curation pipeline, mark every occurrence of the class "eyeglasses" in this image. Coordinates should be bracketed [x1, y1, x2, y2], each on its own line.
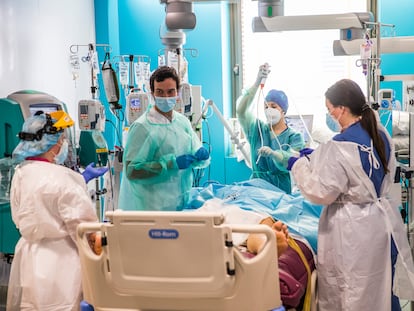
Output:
[154, 88, 177, 97]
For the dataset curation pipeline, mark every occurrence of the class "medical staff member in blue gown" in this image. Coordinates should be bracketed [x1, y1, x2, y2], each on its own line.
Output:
[288, 79, 414, 311]
[118, 66, 210, 211]
[7, 112, 102, 311]
[236, 64, 305, 194]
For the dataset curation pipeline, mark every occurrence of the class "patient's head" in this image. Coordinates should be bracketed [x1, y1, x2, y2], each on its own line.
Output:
[246, 217, 289, 257]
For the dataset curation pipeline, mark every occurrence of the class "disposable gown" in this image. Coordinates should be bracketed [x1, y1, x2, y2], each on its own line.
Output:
[118, 108, 210, 211]
[7, 160, 98, 311]
[291, 122, 414, 311]
[237, 86, 304, 194]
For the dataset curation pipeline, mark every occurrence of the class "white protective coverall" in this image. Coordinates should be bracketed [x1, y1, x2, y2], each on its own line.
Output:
[7, 160, 98, 311]
[291, 126, 414, 311]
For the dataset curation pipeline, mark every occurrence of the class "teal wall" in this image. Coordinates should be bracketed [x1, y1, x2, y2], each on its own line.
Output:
[379, 0, 414, 105]
[94, 0, 251, 185]
[94, 0, 414, 184]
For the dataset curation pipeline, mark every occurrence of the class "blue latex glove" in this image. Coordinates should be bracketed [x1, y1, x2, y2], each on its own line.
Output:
[194, 147, 209, 161]
[176, 154, 196, 169]
[287, 157, 299, 171]
[299, 147, 314, 157]
[82, 162, 109, 183]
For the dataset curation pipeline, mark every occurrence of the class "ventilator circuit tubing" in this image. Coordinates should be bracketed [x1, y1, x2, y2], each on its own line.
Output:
[203, 99, 252, 168]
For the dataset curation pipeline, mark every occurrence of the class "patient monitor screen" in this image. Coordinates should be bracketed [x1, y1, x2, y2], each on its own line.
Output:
[285, 115, 313, 145]
[29, 103, 61, 116]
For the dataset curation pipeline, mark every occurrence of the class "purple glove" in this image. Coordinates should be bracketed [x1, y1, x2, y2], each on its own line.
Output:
[299, 148, 314, 157]
[176, 154, 196, 169]
[82, 162, 109, 183]
[194, 147, 209, 161]
[287, 157, 299, 171]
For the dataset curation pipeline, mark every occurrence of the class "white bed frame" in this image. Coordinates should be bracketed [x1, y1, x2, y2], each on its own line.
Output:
[76, 210, 284, 311]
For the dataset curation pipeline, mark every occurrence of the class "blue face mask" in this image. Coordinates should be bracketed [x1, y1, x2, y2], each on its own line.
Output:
[326, 113, 341, 132]
[54, 140, 68, 165]
[154, 96, 177, 113]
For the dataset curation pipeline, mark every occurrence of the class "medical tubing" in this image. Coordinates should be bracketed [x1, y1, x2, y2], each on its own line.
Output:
[256, 88, 265, 164]
[297, 114, 315, 145]
[207, 99, 252, 168]
[288, 97, 315, 146]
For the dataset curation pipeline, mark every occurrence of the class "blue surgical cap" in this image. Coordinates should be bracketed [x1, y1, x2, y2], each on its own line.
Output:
[265, 89, 289, 114]
[12, 114, 62, 163]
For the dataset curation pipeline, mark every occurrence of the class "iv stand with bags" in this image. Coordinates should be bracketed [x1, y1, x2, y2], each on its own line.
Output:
[113, 54, 151, 126]
[70, 43, 111, 219]
[110, 54, 152, 209]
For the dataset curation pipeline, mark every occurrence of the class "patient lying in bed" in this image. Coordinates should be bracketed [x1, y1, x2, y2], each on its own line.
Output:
[246, 217, 316, 310]
[186, 180, 320, 310]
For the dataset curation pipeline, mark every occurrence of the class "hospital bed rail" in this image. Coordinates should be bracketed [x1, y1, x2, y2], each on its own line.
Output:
[76, 210, 285, 311]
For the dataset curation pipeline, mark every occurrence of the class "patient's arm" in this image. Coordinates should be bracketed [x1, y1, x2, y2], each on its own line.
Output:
[246, 218, 289, 257]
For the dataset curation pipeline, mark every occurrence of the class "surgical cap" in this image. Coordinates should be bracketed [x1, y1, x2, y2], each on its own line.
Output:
[12, 114, 62, 163]
[265, 89, 289, 114]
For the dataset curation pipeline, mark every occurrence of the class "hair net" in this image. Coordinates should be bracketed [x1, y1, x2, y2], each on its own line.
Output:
[12, 114, 62, 163]
[265, 89, 289, 114]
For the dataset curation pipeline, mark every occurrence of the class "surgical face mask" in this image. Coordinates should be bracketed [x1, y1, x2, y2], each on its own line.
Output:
[154, 96, 177, 113]
[326, 113, 341, 132]
[265, 108, 281, 125]
[54, 140, 68, 165]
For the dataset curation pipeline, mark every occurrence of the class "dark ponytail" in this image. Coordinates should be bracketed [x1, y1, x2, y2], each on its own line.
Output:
[325, 79, 389, 173]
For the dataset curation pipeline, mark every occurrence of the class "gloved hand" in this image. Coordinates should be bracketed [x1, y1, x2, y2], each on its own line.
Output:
[287, 157, 299, 171]
[299, 147, 314, 157]
[82, 162, 109, 183]
[258, 146, 283, 162]
[176, 154, 196, 169]
[254, 63, 270, 87]
[194, 147, 209, 161]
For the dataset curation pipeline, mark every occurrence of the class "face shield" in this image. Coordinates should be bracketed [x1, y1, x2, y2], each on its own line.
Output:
[13, 111, 75, 163]
[18, 111, 74, 141]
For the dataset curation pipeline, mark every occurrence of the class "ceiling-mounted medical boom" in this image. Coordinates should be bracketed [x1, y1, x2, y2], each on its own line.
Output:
[333, 36, 414, 56]
[252, 12, 373, 32]
[159, 0, 196, 50]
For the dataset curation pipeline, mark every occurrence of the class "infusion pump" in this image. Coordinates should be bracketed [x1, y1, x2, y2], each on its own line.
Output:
[78, 99, 106, 131]
[378, 89, 394, 109]
[123, 84, 203, 139]
[126, 89, 150, 125]
[175, 83, 193, 117]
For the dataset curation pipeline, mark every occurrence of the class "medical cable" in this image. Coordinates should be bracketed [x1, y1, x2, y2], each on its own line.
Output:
[256, 87, 266, 164]
[287, 95, 316, 147]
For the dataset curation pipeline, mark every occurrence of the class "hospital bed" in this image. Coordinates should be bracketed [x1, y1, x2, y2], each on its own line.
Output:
[76, 210, 286, 311]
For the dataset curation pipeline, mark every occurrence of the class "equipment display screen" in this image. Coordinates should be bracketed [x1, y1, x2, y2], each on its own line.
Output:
[130, 97, 141, 109]
[29, 103, 61, 116]
[285, 115, 314, 144]
[80, 104, 88, 114]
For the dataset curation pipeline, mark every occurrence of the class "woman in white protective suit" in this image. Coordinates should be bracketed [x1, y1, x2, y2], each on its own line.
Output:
[287, 79, 414, 311]
[7, 111, 101, 311]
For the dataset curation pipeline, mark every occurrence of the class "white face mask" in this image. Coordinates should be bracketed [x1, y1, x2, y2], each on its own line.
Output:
[54, 140, 68, 165]
[265, 108, 281, 125]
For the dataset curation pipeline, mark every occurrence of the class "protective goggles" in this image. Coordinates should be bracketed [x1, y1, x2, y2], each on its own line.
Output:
[18, 111, 74, 141]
